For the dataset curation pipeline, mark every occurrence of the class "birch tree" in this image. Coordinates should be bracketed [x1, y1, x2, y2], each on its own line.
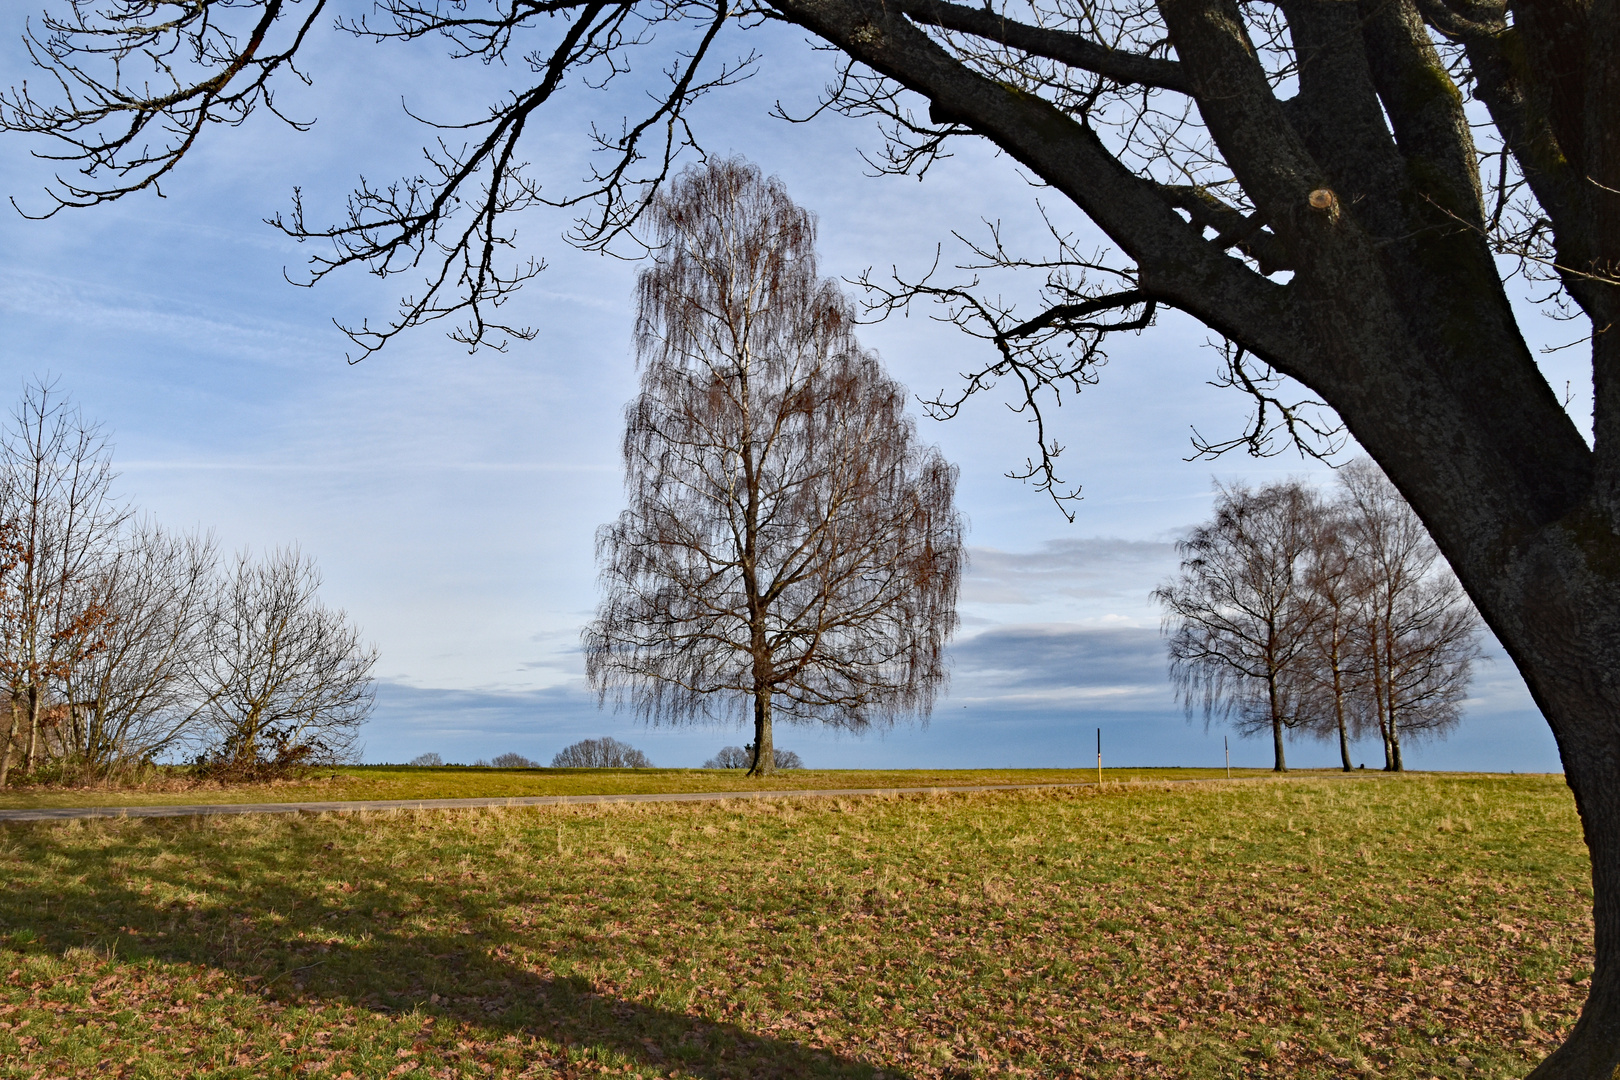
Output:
[584, 159, 965, 776]
[1155, 480, 1322, 771]
[1337, 460, 1482, 771]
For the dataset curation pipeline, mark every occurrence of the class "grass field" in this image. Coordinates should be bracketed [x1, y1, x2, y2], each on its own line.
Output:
[0, 766, 1269, 810]
[0, 773, 1590, 1078]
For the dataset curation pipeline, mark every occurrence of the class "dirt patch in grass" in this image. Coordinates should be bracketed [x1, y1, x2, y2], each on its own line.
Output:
[0, 773, 1590, 1078]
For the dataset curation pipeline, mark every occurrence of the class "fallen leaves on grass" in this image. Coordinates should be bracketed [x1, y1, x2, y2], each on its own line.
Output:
[0, 774, 1592, 1079]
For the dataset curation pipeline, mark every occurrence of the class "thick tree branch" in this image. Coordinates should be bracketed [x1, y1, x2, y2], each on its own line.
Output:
[888, 0, 1190, 92]
[767, 0, 1308, 368]
[1358, 0, 1484, 227]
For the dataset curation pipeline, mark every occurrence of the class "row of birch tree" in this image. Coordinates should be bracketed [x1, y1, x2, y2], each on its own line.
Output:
[0, 381, 375, 786]
[1155, 462, 1481, 772]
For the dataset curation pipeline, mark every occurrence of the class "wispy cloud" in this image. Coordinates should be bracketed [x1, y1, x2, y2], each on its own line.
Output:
[0, 267, 325, 364]
[949, 623, 1172, 711]
[963, 538, 1178, 609]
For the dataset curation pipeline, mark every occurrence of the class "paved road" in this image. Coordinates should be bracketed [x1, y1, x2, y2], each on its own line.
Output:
[0, 776, 1271, 822]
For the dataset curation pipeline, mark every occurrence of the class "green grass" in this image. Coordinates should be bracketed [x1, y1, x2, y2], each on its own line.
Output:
[0, 772, 1590, 1078]
[0, 766, 1266, 810]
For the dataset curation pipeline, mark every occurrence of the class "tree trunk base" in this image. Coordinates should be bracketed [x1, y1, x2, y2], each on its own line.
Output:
[1525, 988, 1620, 1079]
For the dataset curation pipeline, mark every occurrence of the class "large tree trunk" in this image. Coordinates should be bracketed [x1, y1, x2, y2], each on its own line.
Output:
[1501, 561, 1620, 1078]
[748, 689, 774, 778]
[1530, 709, 1620, 1077]
[1336, 713, 1352, 772]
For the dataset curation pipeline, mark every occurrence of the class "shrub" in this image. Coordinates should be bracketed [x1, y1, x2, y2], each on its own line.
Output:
[190, 722, 332, 782]
[550, 737, 652, 768]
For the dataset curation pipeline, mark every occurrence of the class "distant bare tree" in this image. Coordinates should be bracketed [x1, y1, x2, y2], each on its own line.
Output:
[1296, 507, 1370, 773]
[409, 752, 444, 767]
[1155, 481, 1323, 772]
[192, 547, 375, 773]
[765, 746, 803, 770]
[584, 159, 965, 777]
[491, 752, 538, 768]
[0, 380, 129, 786]
[705, 745, 752, 770]
[550, 737, 652, 768]
[705, 744, 803, 769]
[60, 521, 219, 774]
[1337, 461, 1481, 772]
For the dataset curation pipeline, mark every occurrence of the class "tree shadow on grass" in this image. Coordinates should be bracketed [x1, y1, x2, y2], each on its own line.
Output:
[0, 817, 910, 1079]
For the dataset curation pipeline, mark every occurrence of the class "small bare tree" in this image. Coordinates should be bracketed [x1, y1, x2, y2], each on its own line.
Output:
[584, 159, 965, 776]
[192, 547, 375, 773]
[1155, 481, 1323, 772]
[1336, 461, 1481, 771]
[550, 737, 652, 768]
[60, 521, 219, 774]
[0, 380, 129, 786]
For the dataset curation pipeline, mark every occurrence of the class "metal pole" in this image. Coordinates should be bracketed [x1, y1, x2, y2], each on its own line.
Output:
[1225, 735, 1230, 779]
[1097, 727, 1102, 785]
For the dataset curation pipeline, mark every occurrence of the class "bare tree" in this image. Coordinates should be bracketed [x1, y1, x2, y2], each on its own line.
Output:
[490, 751, 538, 768]
[1337, 461, 1482, 772]
[24, 0, 1620, 1065]
[763, 745, 803, 769]
[409, 751, 444, 767]
[584, 159, 965, 776]
[192, 547, 375, 772]
[1295, 509, 1369, 773]
[705, 744, 802, 768]
[705, 745, 752, 769]
[550, 737, 652, 768]
[1155, 481, 1322, 771]
[0, 380, 129, 786]
[60, 521, 219, 775]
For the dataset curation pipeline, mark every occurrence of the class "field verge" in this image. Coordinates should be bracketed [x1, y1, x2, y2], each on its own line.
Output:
[0, 773, 1589, 1078]
[0, 766, 1262, 810]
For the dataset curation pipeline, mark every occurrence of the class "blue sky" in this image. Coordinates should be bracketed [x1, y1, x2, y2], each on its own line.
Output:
[0, 5, 1569, 771]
